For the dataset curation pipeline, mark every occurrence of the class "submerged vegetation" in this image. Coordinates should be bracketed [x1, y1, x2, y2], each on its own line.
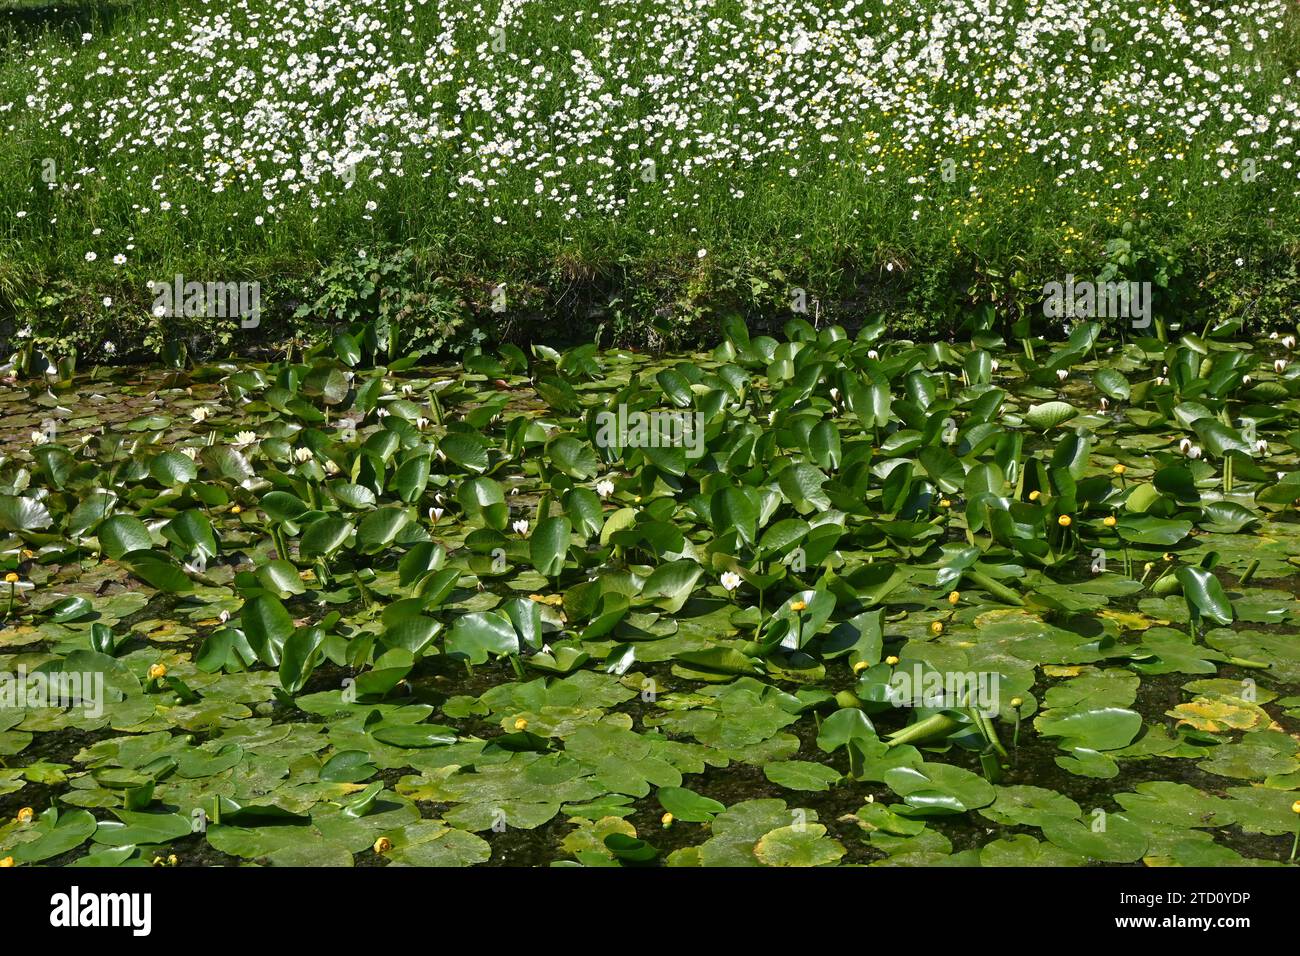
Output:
[2, 316, 1300, 867]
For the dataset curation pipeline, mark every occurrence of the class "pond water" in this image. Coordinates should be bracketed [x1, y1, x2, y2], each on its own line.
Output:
[1, 332, 1299, 867]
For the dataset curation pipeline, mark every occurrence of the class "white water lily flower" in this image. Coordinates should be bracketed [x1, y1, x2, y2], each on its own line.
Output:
[31, 430, 49, 446]
[1274, 359, 1288, 374]
[596, 478, 615, 498]
[180, 447, 199, 460]
[1179, 438, 1193, 454]
[190, 405, 212, 423]
[292, 447, 313, 463]
[867, 349, 879, 360]
[512, 519, 530, 536]
[324, 460, 340, 475]
[232, 430, 257, 447]
[991, 360, 999, 372]
[1055, 369, 1069, 382]
[1187, 445, 1203, 460]
[218, 610, 230, 623]
[1283, 336, 1297, 349]
[428, 506, 444, 522]
[1255, 439, 1269, 454]
[1099, 397, 1109, 411]
[721, 571, 742, 591]
[415, 417, 429, 430]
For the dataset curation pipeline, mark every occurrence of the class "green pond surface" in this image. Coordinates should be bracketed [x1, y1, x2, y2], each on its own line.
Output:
[2, 320, 1300, 867]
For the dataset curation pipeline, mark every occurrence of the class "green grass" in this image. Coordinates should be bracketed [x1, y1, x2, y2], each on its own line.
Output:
[0, 0, 1298, 358]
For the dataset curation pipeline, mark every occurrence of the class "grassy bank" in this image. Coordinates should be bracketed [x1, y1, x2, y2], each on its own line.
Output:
[1, 0, 1298, 361]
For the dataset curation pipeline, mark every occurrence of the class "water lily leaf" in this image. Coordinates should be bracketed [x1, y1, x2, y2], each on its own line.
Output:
[979, 785, 1081, 827]
[99, 515, 154, 559]
[0, 495, 53, 532]
[816, 707, 876, 752]
[300, 516, 354, 557]
[92, 810, 193, 847]
[981, 834, 1087, 866]
[1040, 813, 1147, 863]
[320, 751, 378, 784]
[1114, 782, 1236, 829]
[657, 786, 725, 823]
[1199, 743, 1299, 780]
[150, 451, 198, 486]
[1167, 696, 1268, 733]
[529, 516, 572, 577]
[1025, 401, 1077, 430]
[357, 507, 411, 554]
[753, 823, 845, 867]
[1035, 707, 1142, 751]
[640, 560, 703, 614]
[883, 762, 995, 816]
[257, 560, 307, 597]
[241, 594, 294, 667]
[439, 434, 490, 473]
[12, 808, 98, 862]
[1092, 368, 1130, 401]
[1174, 566, 1233, 626]
[369, 723, 457, 748]
[279, 626, 326, 694]
[383, 820, 492, 866]
[120, 550, 194, 593]
[446, 611, 519, 665]
[762, 760, 842, 792]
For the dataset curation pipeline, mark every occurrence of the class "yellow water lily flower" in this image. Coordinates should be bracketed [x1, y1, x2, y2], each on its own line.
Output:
[1112, 464, 1126, 475]
[789, 600, 807, 612]
[1057, 515, 1072, 527]
[852, 660, 870, 674]
[16, 807, 33, 824]
[1028, 490, 1041, 501]
[930, 621, 944, 635]
[373, 837, 393, 854]
[513, 717, 529, 731]
[1103, 515, 1117, 527]
[661, 813, 674, 828]
[948, 591, 960, 605]
[3, 573, 18, 583]
[0, 857, 13, 868]
[147, 663, 167, 681]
